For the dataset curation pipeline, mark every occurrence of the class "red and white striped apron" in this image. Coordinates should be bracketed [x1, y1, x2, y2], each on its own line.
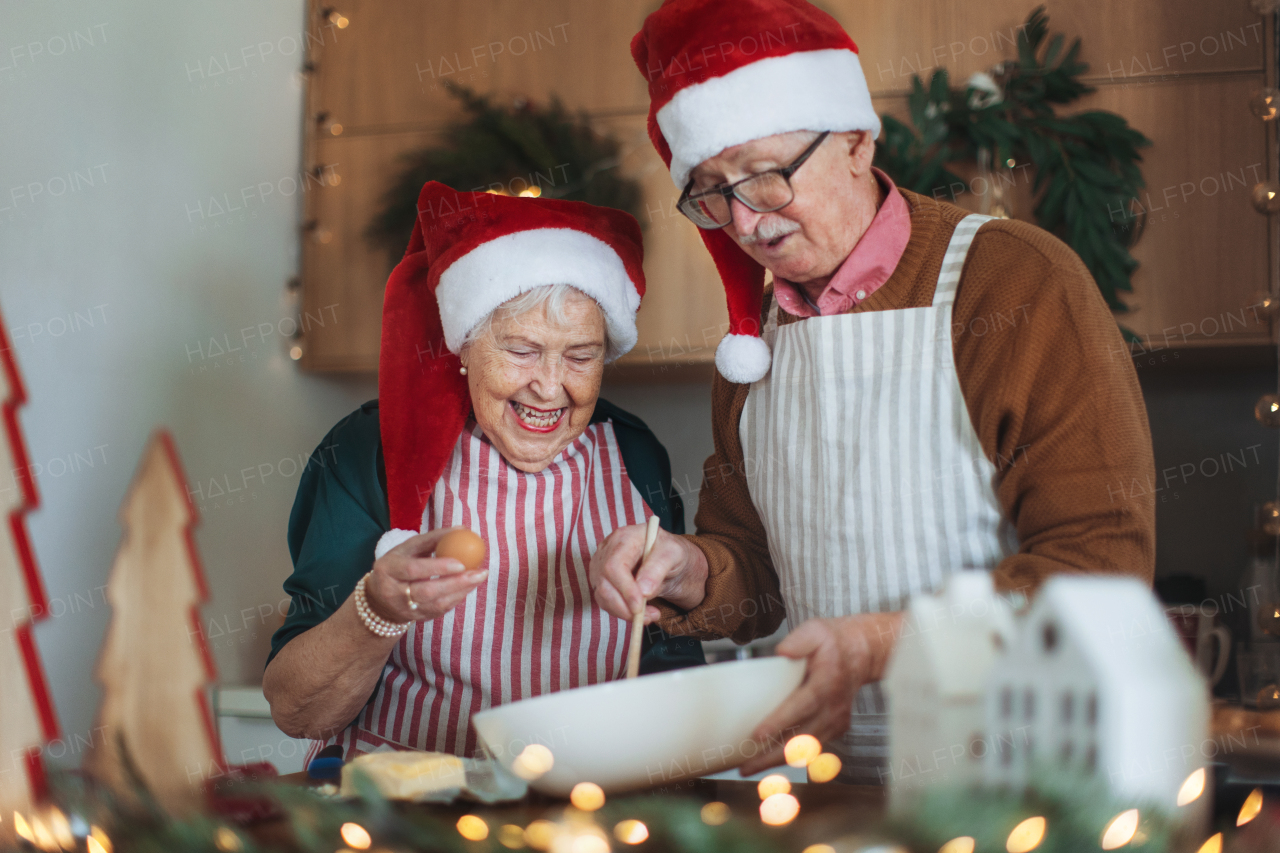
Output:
[318, 418, 650, 759]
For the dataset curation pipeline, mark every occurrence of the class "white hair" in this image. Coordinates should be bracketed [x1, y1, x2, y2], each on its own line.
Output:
[462, 284, 610, 352]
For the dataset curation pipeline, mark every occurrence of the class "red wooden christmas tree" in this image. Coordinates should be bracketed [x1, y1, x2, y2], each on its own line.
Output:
[85, 432, 223, 814]
[0, 323, 59, 826]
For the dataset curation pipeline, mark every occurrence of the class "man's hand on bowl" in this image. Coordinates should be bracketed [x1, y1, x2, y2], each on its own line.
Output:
[739, 612, 904, 777]
[589, 523, 709, 622]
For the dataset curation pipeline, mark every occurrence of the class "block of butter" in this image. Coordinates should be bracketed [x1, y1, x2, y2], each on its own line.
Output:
[340, 750, 467, 800]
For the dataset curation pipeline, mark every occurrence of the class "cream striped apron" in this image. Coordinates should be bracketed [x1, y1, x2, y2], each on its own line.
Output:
[740, 214, 1018, 783]
[316, 418, 650, 759]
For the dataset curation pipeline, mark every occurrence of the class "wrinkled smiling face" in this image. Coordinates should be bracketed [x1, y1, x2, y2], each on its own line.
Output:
[688, 130, 874, 283]
[461, 290, 606, 473]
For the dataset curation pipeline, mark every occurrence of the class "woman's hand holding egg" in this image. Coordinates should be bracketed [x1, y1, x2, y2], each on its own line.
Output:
[366, 527, 488, 623]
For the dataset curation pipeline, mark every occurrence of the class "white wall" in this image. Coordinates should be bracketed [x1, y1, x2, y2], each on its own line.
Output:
[0, 0, 378, 759]
[0, 0, 720, 767]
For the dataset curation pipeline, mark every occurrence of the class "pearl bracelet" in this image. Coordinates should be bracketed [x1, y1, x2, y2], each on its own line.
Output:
[354, 573, 411, 638]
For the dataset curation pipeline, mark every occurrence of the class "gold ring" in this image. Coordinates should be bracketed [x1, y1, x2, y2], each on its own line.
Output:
[406, 584, 418, 611]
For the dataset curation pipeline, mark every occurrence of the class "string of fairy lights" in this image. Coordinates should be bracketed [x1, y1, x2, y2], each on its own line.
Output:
[1242, 1, 1280, 653]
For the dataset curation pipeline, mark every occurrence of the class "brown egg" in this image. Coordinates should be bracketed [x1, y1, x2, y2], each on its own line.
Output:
[435, 529, 487, 571]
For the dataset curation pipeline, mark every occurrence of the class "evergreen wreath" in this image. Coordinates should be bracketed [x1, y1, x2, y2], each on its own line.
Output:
[367, 82, 643, 266]
[873, 6, 1151, 333]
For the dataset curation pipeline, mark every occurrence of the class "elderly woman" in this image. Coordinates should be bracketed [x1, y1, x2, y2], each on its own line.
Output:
[263, 182, 702, 759]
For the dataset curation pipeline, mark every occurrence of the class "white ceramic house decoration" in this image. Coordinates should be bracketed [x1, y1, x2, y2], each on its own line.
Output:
[984, 575, 1209, 811]
[883, 570, 1015, 806]
[884, 572, 1209, 825]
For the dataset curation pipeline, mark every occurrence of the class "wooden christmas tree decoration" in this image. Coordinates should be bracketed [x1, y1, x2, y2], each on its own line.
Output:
[85, 432, 223, 815]
[0, 321, 60, 830]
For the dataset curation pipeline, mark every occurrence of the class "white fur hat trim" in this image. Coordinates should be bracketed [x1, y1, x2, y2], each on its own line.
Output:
[435, 228, 640, 361]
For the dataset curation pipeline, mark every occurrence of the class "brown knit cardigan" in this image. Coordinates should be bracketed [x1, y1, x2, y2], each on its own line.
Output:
[654, 189, 1157, 643]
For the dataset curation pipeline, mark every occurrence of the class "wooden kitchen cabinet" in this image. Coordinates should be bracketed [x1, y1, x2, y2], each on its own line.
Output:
[301, 133, 433, 371]
[846, 0, 1277, 347]
[296, 0, 1277, 374]
[1079, 76, 1274, 345]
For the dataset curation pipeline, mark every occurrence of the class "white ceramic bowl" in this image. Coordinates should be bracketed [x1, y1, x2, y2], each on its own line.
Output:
[471, 656, 806, 795]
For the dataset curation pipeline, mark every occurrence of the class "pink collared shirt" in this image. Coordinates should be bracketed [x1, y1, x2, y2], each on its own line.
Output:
[772, 168, 912, 317]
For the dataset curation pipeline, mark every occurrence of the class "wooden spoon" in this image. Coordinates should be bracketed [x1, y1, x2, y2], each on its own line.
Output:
[626, 515, 661, 679]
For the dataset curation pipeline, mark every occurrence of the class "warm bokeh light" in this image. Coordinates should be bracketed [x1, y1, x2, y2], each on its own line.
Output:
[517, 187, 542, 198]
[46, 808, 74, 849]
[572, 835, 609, 853]
[701, 802, 730, 825]
[807, 752, 842, 783]
[785, 734, 822, 767]
[289, 346, 304, 360]
[760, 792, 800, 826]
[1252, 89, 1279, 121]
[1006, 816, 1046, 853]
[340, 822, 372, 849]
[614, 820, 649, 844]
[457, 815, 490, 841]
[13, 813, 35, 845]
[30, 815, 58, 851]
[86, 839, 109, 853]
[757, 773, 792, 799]
[524, 819, 557, 850]
[213, 826, 243, 851]
[1238, 788, 1263, 826]
[90, 825, 113, 853]
[1101, 809, 1139, 849]
[1195, 833, 1223, 853]
[939, 837, 976, 853]
[512, 744, 555, 780]
[1178, 768, 1206, 806]
[802, 845, 836, 853]
[497, 824, 525, 849]
[570, 782, 606, 811]
[329, 123, 344, 136]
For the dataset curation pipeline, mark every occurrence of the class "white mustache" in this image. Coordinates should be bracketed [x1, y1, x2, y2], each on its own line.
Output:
[738, 217, 801, 246]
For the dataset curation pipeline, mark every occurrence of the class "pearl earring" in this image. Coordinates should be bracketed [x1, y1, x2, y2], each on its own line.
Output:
[459, 366, 468, 375]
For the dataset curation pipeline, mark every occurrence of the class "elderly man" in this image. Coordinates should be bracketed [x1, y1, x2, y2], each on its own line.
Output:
[589, 0, 1156, 782]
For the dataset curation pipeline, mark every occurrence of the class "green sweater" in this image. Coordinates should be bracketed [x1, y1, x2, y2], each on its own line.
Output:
[268, 398, 703, 677]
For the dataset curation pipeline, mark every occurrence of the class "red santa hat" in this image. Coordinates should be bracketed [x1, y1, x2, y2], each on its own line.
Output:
[632, 0, 880, 383]
[375, 182, 645, 554]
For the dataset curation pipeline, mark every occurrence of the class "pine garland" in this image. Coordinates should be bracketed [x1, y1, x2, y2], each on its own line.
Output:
[22, 768, 783, 853]
[366, 83, 642, 265]
[874, 6, 1151, 334]
[884, 769, 1183, 853]
[18, 762, 1267, 853]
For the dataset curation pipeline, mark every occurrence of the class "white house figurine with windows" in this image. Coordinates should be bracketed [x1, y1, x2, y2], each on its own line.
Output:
[882, 570, 1016, 796]
[885, 572, 1210, 822]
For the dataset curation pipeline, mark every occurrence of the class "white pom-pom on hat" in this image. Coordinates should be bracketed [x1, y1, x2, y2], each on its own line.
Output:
[715, 334, 772, 384]
[375, 528, 420, 560]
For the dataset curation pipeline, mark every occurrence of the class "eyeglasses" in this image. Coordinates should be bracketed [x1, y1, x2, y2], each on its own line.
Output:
[677, 131, 830, 230]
